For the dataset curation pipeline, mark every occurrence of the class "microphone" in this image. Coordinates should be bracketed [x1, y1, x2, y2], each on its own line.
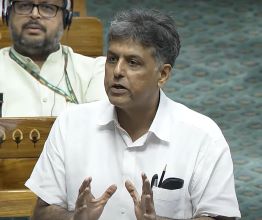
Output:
[0, 93, 3, 117]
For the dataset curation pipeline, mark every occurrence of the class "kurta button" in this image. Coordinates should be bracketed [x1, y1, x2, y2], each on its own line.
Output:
[42, 98, 47, 102]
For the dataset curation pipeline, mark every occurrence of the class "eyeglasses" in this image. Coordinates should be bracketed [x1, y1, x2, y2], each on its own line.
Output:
[11, 1, 65, 18]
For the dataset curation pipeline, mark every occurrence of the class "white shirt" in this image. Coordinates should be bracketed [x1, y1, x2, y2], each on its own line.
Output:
[25, 91, 241, 219]
[0, 45, 107, 116]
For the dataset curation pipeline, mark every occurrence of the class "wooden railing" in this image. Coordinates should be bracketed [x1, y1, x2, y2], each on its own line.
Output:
[0, 117, 55, 217]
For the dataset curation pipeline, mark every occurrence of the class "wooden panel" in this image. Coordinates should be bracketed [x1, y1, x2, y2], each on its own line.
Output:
[0, 117, 55, 158]
[0, 190, 36, 217]
[0, 22, 10, 49]
[0, 117, 54, 217]
[0, 16, 103, 56]
[0, 158, 38, 190]
[61, 16, 103, 56]
[74, 0, 87, 16]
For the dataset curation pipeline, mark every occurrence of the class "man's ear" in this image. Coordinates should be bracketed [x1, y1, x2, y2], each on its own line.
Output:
[158, 64, 172, 88]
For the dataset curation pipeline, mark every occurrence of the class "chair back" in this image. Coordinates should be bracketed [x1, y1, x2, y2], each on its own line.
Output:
[74, 0, 87, 16]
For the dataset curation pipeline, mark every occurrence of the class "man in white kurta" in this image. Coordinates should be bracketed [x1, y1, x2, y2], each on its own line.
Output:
[0, 0, 106, 117]
[25, 91, 241, 219]
[0, 45, 106, 116]
[25, 8, 240, 220]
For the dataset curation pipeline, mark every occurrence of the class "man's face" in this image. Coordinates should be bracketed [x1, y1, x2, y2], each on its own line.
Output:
[105, 39, 168, 111]
[8, 0, 65, 55]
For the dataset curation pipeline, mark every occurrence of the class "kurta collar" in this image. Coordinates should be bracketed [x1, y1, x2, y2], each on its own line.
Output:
[98, 100, 118, 127]
[98, 90, 171, 143]
[148, 89, 171, 143]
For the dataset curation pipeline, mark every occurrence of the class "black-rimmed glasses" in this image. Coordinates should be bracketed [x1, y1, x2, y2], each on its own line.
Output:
[11, 1, 65, 18]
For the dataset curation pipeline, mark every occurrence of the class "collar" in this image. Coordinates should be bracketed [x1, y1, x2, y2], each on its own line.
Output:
[98, 101, 118, 127]
[98, 90, 171, 143]
[148, 90, 171, 143]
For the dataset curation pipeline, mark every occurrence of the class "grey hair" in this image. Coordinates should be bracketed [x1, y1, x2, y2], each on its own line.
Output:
[107, 8, 181, 68]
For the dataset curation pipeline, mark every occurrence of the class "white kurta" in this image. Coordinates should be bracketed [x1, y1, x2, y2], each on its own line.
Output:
[25, 91, 241, 219]
[0, 45, 106, 116]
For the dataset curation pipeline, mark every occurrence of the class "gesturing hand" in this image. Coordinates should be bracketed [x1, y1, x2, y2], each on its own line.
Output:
[125, 173, 157, 220]
[73, 177, 117, 220]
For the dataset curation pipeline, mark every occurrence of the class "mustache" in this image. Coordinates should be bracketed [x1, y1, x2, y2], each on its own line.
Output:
[22, 21, 46, 32]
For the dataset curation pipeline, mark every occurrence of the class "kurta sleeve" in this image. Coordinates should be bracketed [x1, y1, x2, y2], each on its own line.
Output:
[84, 56, 107, 102]
[25, 116, 68, 208]
[190, 135, 241, 218]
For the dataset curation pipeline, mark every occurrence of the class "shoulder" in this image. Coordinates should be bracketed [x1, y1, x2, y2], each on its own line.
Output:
[0, 47, 11, 56]
[167, 97, 223, 139]
[0, 47, 11, 71]
[62, 45, 106, 66]
[57, 100, 109, 126]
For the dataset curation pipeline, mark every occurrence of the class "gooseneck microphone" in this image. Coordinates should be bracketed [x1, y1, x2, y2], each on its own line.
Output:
[0, 93, 3, 117]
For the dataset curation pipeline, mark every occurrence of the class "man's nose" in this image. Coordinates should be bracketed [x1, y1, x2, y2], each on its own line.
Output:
[30, 5, 41, 18]
[113, 60, 125, 78]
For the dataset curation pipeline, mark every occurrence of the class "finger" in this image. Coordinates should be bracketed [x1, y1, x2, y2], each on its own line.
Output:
[142, 173, 153, 197]
[99, 184, 117, 204]
[79, 177, 92, 194]
[143, 195, 156, 220]
[144, 194, 155, 214]
[76, 187, 90, 208]
[142, 172, 147, 183]
[76, 178, 94, 208]
[125, 180, 140, 205]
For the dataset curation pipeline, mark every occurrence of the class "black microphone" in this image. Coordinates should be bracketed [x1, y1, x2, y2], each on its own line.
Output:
[0, 93, 3, 117]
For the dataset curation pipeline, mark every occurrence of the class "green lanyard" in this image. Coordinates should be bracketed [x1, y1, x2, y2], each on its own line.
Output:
[9, 48, 79, 104]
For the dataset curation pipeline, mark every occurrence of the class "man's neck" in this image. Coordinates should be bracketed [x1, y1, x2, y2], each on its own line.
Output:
[31, 57, 47, 69]
[116, 99, 159, 142]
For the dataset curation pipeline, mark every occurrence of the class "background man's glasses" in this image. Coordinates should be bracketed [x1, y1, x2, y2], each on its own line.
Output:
[11, 1, 65, 18]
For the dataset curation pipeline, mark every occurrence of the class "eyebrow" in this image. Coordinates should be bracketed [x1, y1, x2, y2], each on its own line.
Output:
[107, 50, 143, 60]
[38, 1, 62, 5]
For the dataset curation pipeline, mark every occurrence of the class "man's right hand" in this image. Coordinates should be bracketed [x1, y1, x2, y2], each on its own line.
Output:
[73, 177, 117, 220]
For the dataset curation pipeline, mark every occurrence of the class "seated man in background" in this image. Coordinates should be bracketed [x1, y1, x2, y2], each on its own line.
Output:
[26, 8, 241, 220]
[0, 0, 106, 117]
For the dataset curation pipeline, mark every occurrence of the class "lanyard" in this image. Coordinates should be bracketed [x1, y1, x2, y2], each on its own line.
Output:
[9, 48, 79, 104]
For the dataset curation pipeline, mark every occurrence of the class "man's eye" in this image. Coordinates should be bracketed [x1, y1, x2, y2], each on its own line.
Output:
[129, 59, 140, 66]
[40, 4, 56, 13]
[16, 2, 32, 10]
[107, 56, 117, 63]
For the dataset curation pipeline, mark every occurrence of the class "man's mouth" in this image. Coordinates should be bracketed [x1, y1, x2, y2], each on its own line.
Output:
[112, 84, 126, 89]
[110, 84, 128, 94]
[23, 22, 46, 33]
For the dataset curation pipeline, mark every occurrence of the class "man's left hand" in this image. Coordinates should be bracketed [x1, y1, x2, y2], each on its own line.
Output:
[125, 173, 157, 220]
